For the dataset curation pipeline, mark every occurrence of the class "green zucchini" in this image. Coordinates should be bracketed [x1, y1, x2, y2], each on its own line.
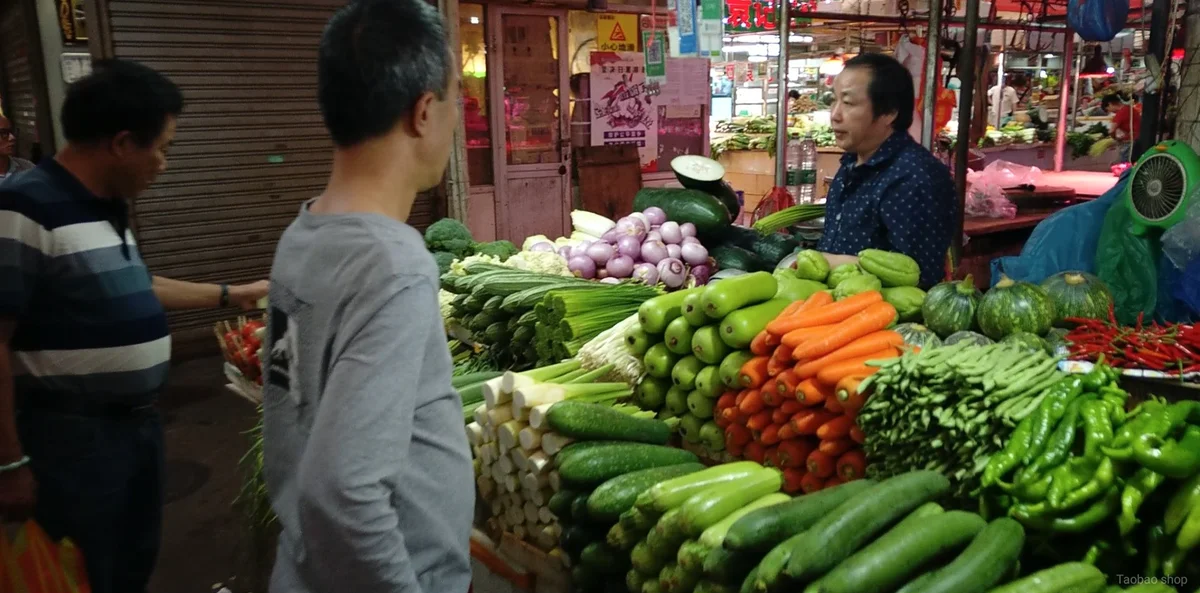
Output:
[547, 401, 673, 445]
[984, 562, 1106, 593]
[672, 355, 706, 390]
[700, 493, 790, 549]
[694, 365, 725, 399]
[692, 325, 732, 365]
[644, 343, 680, 379]
[633, 539, 669, 574]
[642, 579, 664, 593]
[719, 299, 790, 349]
[482, 294, 505, 315]
[677, 539, 708, 572]
[659, 560, 700, 593]
[894, 517, 1024, 593]
[637, 461, 768, 513]
[558, 443, 701, 488]
[678, 469, 783, 537]
[701, 272, 777, 319]
[608, 522, 645, 551]
[724, 479, 877, 552]
[581, 542, 628, 574]
[639, 288, 705, 335]
[633, 188, 733, 239]
[694, 581, 736, 593]
[780, 471, 951, 582]
[588, 463, 707, 522]
[683, 291, 710, 326]
[665, 316, 697, 356]
[702, 545, 757, 585]
[628, 569, 649, 593]
[549, 489, 581, 518]
[562, 524, 600, 557]
[739, 566, 760, 593]
[719, 351, 758, 389]
[452, 371, 504, 388]
[711, 244, 768, 273]
[573, 564, 604, 593]
[483, 321, 509, 343]
[622, 505, 660, 532]
[627, 324, 653, 356]
[636, 376, 672, 411]
[819, 507, 985, 593]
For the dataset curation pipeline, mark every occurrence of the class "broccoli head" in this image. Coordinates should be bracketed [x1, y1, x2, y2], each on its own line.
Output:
[425, 218, 474, 256]
[476, 240, 519, 262]
[432, 251, 457, 275]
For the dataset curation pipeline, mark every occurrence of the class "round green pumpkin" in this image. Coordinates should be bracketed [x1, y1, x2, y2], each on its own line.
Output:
[944, 331, 993, 347]
[894, 323, 943, 350]
[1002, 331, 1047, 353]
[977, 275, 1055, 340]
[921, 275, 983, 338]
[1040, 271, 1114, 328]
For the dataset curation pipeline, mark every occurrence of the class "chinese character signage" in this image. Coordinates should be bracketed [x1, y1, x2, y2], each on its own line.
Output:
[597, 14, 639, 52]
[725, 0, 816, 32]
[590, 52, 659, 172]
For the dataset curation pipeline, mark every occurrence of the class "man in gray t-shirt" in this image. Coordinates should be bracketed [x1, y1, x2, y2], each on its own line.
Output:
[261, 1, 472, 592]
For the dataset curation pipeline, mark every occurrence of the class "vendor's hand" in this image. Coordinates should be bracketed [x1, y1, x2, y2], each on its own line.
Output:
[822, 253, 860, 268]
[0, 465, 36, 522]
[229, 280, 270, 310]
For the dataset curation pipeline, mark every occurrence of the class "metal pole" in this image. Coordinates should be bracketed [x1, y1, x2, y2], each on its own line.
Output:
[774, 0, 791, 188]
[920, 0, 943, 148]
[994, 35, 1006, 129]
[1069, 44, 1082, 133]
[1053, 30, 1074, 172]
[951, 0, 980, 269]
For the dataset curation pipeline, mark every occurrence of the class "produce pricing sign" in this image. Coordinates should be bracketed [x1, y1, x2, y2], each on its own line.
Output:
[590, 52, 660, 172]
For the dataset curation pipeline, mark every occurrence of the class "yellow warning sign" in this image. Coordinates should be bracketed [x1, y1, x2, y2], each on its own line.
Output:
[597, 14, 639, 52]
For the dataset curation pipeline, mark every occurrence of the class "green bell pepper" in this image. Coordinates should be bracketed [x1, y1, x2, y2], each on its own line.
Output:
[984, 413, 1034, 488]
[1119, 468, 1166, 536]
[1056, 456, 1115, 511]
[1132, 425, 1200, 479]
[1165, 473, 1200, 534]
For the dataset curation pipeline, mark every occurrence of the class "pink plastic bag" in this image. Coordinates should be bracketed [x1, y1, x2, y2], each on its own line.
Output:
[965, 160, 1039, 219]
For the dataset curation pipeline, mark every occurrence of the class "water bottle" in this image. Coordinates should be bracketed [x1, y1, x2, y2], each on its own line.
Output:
[796, 132, 818, 204]
[785, 135, 802, 202]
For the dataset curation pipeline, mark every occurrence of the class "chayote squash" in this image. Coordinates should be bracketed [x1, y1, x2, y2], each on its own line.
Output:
[827, 263, 865, 288]
[881, 286, 927, 322]
[857, 249, 921, 287]
[790, 250, 831, 283]
[774, 269, 828, 302]
[832, 274, 882, 301]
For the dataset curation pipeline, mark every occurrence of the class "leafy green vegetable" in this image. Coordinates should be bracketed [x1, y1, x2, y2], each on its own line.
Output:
[476, 240, 519, 261]
[425, 218, 475, 257]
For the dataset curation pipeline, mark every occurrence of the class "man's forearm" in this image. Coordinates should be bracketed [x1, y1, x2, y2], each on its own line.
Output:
[152, 276, 222, 311]
[822, 253, 859, 268]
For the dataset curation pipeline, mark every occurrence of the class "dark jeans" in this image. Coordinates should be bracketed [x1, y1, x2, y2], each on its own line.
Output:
[17, 405, 164, 593]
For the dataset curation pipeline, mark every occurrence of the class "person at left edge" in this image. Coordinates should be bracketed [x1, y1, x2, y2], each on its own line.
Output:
[818, 53, 957, 288]
[0, 59, 269, 593]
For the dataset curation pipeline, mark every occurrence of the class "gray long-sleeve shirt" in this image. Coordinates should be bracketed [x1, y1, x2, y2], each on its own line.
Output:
[262, 203, 474, 593]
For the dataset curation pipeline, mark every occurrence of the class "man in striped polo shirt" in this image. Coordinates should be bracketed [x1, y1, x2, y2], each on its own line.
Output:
[0, 60, 267, 593]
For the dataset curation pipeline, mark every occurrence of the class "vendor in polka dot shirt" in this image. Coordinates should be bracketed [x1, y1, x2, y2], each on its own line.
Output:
[817, 53, 956, 288]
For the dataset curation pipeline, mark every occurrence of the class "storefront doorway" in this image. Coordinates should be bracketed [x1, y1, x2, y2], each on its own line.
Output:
[487, 5, 573, 243]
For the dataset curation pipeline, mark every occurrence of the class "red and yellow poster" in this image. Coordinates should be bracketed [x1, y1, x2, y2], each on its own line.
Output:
[597, 14, 639, 52]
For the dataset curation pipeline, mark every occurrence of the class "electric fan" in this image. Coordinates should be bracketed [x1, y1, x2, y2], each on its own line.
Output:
[1124, 140, 1200, 235]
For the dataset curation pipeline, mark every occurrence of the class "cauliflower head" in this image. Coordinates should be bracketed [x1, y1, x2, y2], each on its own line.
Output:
[507, 251, 571, 276]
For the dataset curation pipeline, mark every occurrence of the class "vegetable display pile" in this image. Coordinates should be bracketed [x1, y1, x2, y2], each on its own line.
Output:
[425, 217, 518, 274]
[855, 341, 1065, 501]
[442, 262, 660, 369]
[1064, 312, 1200, 376]
[980, 361, 1200, 583]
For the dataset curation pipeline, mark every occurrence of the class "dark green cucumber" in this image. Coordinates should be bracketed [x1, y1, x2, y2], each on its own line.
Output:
[581, 542, 628, 574]
[562, 524, 602, 557]
[557, 440, 626, 468]
[703, 546, 760, 585]
[633, 188, 733, 239]
[558, 443, 700, 488]
[818, 507, 985, 593]
[780, 470, 951, 583]
[571, 492, 594, 523]
[725, 479, 877, 552]
[985, 562, 1105, 593]
[894, 517, 1026, 593]
[573, 564, 605, 593]
[547, 401, 673, 445]
[549, 489, 581, 518]
[589, 463, 707, 522]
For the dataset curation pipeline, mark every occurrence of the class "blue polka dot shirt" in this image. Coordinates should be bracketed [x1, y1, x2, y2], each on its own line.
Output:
[817, 131, 957, 288]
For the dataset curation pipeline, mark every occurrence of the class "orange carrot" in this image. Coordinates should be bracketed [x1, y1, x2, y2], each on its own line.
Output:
[776, 423, 798, 441]
[793, 330, 905, 379]
[792, 410, 835, 435]
[819, 438, 855, 457]
[771, 406, 792, 425]
[837, 450, 867, 481]
[781, 324, 840, 349]
[735, 389, 750, 406]
[780, 399, 804, 416]
[765, 292, 836, 334]
[727, 439, 746, 457]
[783, 467, 806, 493]
[768, 291, 882, 335]
[764, 445, 783, 468]
[760, 378, 781, 407]
[716, 392, 738, 415]
[849, 425, 866, 444]
[790, 301, 898, 360]
[739, 389, 766, 415]
[721, 406, 746, 425]
[744, 441, 767, 464]
[760, 424, 782, 446]
[796, 378, 833, 407]
[807, 449, 836, 478]
[747, 410, 773, 432]
[725, 423, 752, 447]
[764, 331, 782, 347]
[739, 356, 771, 388]
[776, 371, 802, 400]
[750, 330, 774, 356]
[824, 475, 845, 488]
[836, 375, 870, 414]
[777, 439, 815, 468]
[824, 395, 845, 414]
[799, 472, 825, 493]
[767, 345, 793, 377]
[817, 415, 855, 440]
[815, 348, 898, 386]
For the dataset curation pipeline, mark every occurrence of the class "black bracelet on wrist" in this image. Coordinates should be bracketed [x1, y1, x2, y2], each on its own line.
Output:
[219, 284, 230, 307]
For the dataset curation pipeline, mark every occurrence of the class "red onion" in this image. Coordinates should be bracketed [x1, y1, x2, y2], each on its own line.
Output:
[568, 255, 596, 279]
[646, 230, 663, 243]
[606, 255, 635, 278]
[616, 235, 641, 259]
[615, 217, 647, 241]
[600, 229, 620, 243]
[596, 268, 609, 279]
[529, 242, 555, 252]
[586, 241, 615, 265]
[659, 221, 683, 245]
[680, 242, 709, 265]
[627, 212, 651, 230]
[643, 207, 667, 226]
[681, 236, 701, 245]
[679, 222, 698, 238]
[557, 246, 572, 260]
[632, 262, 659, 285]
[666, 244, 682, 260]
[599, 277, 622, 284]
[641, 240, 669, 264]
[657, 258, 687, 289]
[690, 264, 712, 285]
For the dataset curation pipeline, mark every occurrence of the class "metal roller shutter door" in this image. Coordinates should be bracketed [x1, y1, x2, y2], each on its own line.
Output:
[101, 0, 442, 357]
[0, 0, 39, 159]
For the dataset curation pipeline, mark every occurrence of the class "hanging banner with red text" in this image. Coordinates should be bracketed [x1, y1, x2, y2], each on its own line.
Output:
[590, 52, 659, 173]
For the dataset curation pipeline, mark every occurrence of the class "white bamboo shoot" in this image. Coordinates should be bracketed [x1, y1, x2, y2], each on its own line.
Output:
[538, 506, 555, 524]
[482, 377, 509, 409]
[513, 384, 566, 412]
[490, 463, 506, 483]
[503, 474, 519, 493]
[541, 433, 575, 456]
[466, 422, 485, 446]
[474, 404, 490, 427]
[510, 448, 530, 471]
[497, 419, 525, 451]
[528, 402, 556, 430]
[477, 476, 495, 499]
[522, 471, 550, 493]
[496, 454, 514, 474]
[518, 426, 545, 451]
[526, 451, 551, 475]
[486, 405, 513, 427]
[512, 524, 528, 541]
[523, 501, 539, 525]
[549, 471, 562, 492]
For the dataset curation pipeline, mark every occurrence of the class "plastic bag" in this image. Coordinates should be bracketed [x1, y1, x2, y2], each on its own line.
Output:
[1095, 197, 1159, 325]
[1162, 194, 1200, 269]
[0, 521, 90, 593]
[1069, 0, 1129, 42]
[964, 161, 1042, 220]
[1173, 257, 1200, 316]
[989, 172, 1126, 285]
